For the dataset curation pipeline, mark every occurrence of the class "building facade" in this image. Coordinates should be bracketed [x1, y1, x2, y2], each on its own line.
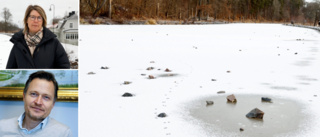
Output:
[54, 11, 78, 45]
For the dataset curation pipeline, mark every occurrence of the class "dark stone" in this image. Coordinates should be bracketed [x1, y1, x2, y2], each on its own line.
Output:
[122, 92, 133, 97]
[217, 91, 226, 94]
[141, 74, 146, 76]
[227, 94, 237, 102]
[158, 113, 167, 118]
[87, 72, 95, 75]
[314, 95, 317, 97]
[211, 79, 217, 81]
[146, 67, 154, 70]
[206, 101, 214, 106]
[150, 61, 155, 63]
[294, 52, 298, 55]
[227, 70, 231, 73]
[123, 81, 132, 85]
[246, 108, 264, 119]
[165, 68, 172, 72]
[261, 97, 272, 102]
[101, 66, 109, 69]
[240, 128, 244, 131]
[149, 75, 155, 79]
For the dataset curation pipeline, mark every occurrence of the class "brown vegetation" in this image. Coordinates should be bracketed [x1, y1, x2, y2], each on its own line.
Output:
[80, 0, 320, 25]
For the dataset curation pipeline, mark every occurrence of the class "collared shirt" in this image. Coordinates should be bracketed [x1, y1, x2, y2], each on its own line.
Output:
[17, 112, 49, 135]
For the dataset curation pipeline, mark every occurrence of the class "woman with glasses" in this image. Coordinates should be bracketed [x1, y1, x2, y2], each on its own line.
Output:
[6, 5, 70, 69]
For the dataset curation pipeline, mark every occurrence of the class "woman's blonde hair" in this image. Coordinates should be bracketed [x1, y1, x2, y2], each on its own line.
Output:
[23, 5, 47, 34]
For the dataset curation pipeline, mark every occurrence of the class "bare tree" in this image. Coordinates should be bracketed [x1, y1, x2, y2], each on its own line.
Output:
[272, 0, 281, 21]
[109, 0, 112, 18]
[1, 7, 12, 33]
[83, 0, 108, 17]
[79, 0, 315, 24]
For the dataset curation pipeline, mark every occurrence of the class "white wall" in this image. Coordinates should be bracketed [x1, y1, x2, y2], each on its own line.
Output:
[60, 18, 78, 45]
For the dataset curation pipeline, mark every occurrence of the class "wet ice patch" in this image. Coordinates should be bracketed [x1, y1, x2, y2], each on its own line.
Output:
[187, 94, 310, 137]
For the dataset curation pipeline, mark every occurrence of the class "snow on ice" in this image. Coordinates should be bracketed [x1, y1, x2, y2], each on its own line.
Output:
[79, 24, 320, 137]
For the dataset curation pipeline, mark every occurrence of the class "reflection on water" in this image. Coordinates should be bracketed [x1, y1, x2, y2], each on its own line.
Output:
[188, 95, 307, 137]
[0, 70, 78, 87]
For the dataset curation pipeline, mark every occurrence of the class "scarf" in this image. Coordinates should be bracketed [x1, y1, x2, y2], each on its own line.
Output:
[24, 27, 43, 56]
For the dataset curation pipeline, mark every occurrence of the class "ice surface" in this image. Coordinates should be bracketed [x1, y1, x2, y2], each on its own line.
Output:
[79, 24, 320, 137]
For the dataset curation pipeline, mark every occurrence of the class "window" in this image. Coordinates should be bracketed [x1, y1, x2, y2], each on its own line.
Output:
[70, 23, 73, 28]
[65, 33, 78, 40]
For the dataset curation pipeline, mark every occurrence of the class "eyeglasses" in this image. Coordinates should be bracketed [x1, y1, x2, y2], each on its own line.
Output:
[29, 15, 43, 21]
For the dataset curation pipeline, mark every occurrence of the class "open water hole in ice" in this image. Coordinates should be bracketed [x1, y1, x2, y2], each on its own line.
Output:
[188, 94, 308, 137]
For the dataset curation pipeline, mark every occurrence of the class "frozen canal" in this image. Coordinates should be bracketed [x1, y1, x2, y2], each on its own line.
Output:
[79, 24, 320, 137]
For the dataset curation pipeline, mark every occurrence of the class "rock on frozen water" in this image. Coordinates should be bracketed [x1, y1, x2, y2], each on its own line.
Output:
[246, 108, 264, 119]
[240, 128, 244, 131]
[87, 72, 96, 75]
[148, 75, 155, 79]
[227, 94, 237, 102]
[123, 81, 132, 85]
[165, 68, 172, 72]
[122, 92, 133, 97]
[261, 97, 272, 102]
[206, 101, 214, 106]
[146, 67, 154, 70]
[158, 113, 167, 118]
[101, 66, 109, 69]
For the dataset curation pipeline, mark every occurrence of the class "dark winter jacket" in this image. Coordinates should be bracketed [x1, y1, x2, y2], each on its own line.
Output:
[6, 27, 70, 69]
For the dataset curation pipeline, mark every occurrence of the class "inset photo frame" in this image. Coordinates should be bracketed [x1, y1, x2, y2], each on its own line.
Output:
[0, 0, 79, 69]
[0, 70, 78, 102]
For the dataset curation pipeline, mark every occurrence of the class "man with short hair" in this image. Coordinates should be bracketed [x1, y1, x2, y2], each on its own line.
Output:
[0, 71, 72, 137]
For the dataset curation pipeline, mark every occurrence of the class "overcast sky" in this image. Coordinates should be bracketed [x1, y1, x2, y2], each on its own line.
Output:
[0, 0, 78, 28]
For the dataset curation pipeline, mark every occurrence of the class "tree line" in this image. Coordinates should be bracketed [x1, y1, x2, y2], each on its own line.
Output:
[0, 7, 19, 33]
[80, 0, 320, 24]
